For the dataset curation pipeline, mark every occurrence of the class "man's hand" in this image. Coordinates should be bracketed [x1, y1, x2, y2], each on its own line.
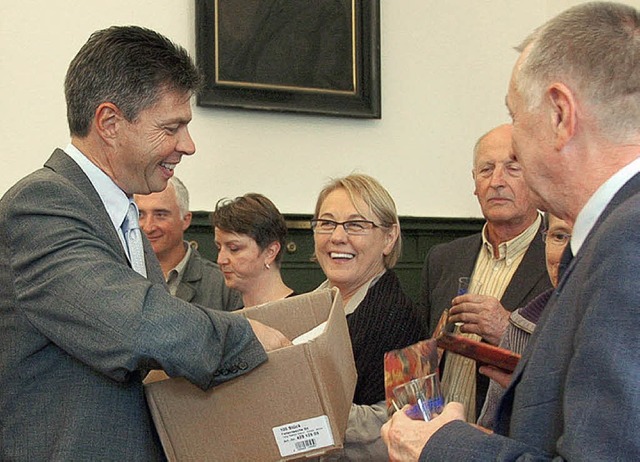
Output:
[381, 402, 465, 461]
[248, 319, 292, 351]
[479, 365, 513, 388]
[447, 294, 509, 345]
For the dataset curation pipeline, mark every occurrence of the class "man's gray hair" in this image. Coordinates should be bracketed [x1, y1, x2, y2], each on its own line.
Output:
[515, 2, 640, 141]
[169, 177, 189, 217]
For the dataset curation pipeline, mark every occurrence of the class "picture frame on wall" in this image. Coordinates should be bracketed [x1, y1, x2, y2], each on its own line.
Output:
[195, 0, 381, 119]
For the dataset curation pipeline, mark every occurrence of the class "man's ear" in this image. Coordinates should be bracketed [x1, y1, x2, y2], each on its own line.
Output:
[182, 211, 193, 231]
[94, 102, 122, 143]
[547, 83, 576, 151]
[471, 168, 479, 197]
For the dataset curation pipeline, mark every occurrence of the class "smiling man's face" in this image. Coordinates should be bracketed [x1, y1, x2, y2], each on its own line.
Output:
[135, 181, 191, 262]
[112, 90, 196, 196]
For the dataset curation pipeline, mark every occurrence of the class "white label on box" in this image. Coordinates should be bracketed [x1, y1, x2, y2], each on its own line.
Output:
[272, 415, 334, 457]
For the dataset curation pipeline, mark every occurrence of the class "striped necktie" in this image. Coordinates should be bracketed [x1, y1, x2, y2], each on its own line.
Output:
[122, 200, 147, 277]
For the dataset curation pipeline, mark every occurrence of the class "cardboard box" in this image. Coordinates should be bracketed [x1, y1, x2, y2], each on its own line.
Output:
[144, 288, 357, 461]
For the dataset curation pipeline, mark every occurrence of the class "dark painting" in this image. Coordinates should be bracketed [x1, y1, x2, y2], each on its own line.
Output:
[216, 0, 354, 93]
[195, 0, 381, 118]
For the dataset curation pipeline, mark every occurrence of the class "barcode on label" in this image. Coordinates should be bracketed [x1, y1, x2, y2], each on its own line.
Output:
[295, 438, 317, 451]
[273, 415, 334, 457]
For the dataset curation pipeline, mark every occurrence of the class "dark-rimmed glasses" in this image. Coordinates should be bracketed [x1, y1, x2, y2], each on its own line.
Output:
[310, 219, 380, 235]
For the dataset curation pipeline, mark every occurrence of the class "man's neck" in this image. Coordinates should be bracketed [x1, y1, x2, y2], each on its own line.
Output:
[485, 214, 538, 256]
[242, 272, 292, 308]
[71, 135, 127, 195]
[159, 243, 188, 278]
[562, 144, 640, 223]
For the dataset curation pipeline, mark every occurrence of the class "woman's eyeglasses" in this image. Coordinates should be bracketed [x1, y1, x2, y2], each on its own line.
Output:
[310, 219, 381, 235]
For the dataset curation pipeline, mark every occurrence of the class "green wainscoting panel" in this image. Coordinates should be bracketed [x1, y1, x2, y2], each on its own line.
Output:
[185, 212, 484, 303]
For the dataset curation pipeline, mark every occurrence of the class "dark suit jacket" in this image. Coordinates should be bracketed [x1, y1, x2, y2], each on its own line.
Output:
[420, 222, 552, 336]
[421, 172, 640, 460]
[0, 149, 267, 461]
[419, 221, 552, 413]
[175, 245, 242, 311]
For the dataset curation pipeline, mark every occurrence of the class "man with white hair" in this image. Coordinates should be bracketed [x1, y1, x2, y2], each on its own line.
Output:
[135, 177, 241, 311]
[383, 3, 640, 460]
[420, 123, 551, 423]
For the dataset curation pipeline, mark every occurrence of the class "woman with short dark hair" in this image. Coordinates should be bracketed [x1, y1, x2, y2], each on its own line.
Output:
[212, 193, 294, 308]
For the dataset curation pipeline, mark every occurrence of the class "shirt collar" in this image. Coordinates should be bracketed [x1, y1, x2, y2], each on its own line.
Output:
[167, 241, 193, 281]
[315, 270, 386, 315]
[572, 156, 640, 255]
[481, 213, 541, 262]
[63, 143, 130, 231]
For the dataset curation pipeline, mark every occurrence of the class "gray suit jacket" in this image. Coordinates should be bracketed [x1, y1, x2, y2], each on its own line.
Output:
[419, 221, 552, 414]
[0, 149, 267, 461]
[175, 245, 242, 311]
[421, 172, 640, 461]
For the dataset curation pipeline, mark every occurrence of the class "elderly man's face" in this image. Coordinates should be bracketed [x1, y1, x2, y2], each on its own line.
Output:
[473, 125, 538, 228]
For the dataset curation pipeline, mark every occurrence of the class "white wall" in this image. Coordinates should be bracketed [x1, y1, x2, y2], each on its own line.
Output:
[3, 1, 636, 217]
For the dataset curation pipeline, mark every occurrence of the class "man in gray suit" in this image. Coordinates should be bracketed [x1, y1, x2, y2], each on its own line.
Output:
[383, 3, 640, 460]
[420, 123, 552, 421]
[135, 177, 242, 311]
[0, 26, 288, 461]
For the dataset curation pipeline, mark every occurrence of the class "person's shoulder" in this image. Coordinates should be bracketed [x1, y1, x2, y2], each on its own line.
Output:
[1, 163, 82, 213]
[188, 246, 214, 266]
[188, 246, 207, 261]
[437, 231, 482, 248]
[428, 231, 482, 257]
[188, 247, 224, 274]
[592, 192, 640, 250]
[611, 184, 640, 220]
[376, 270, 415, 308]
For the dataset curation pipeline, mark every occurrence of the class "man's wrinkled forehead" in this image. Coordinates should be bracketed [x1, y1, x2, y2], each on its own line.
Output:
[473, 126, 515, 167]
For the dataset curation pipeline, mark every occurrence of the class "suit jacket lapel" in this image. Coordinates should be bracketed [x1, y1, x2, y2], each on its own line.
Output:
[556, 172, 640, 292]
[44, 149, 126, 261]
[174, 254, 201, 302]
[461, 235, 482, 276]
[45, 149, 107, 215]
[142, 237, 165, 285]
[43, 149, 165, 285]
[500, 221, 549, 309]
